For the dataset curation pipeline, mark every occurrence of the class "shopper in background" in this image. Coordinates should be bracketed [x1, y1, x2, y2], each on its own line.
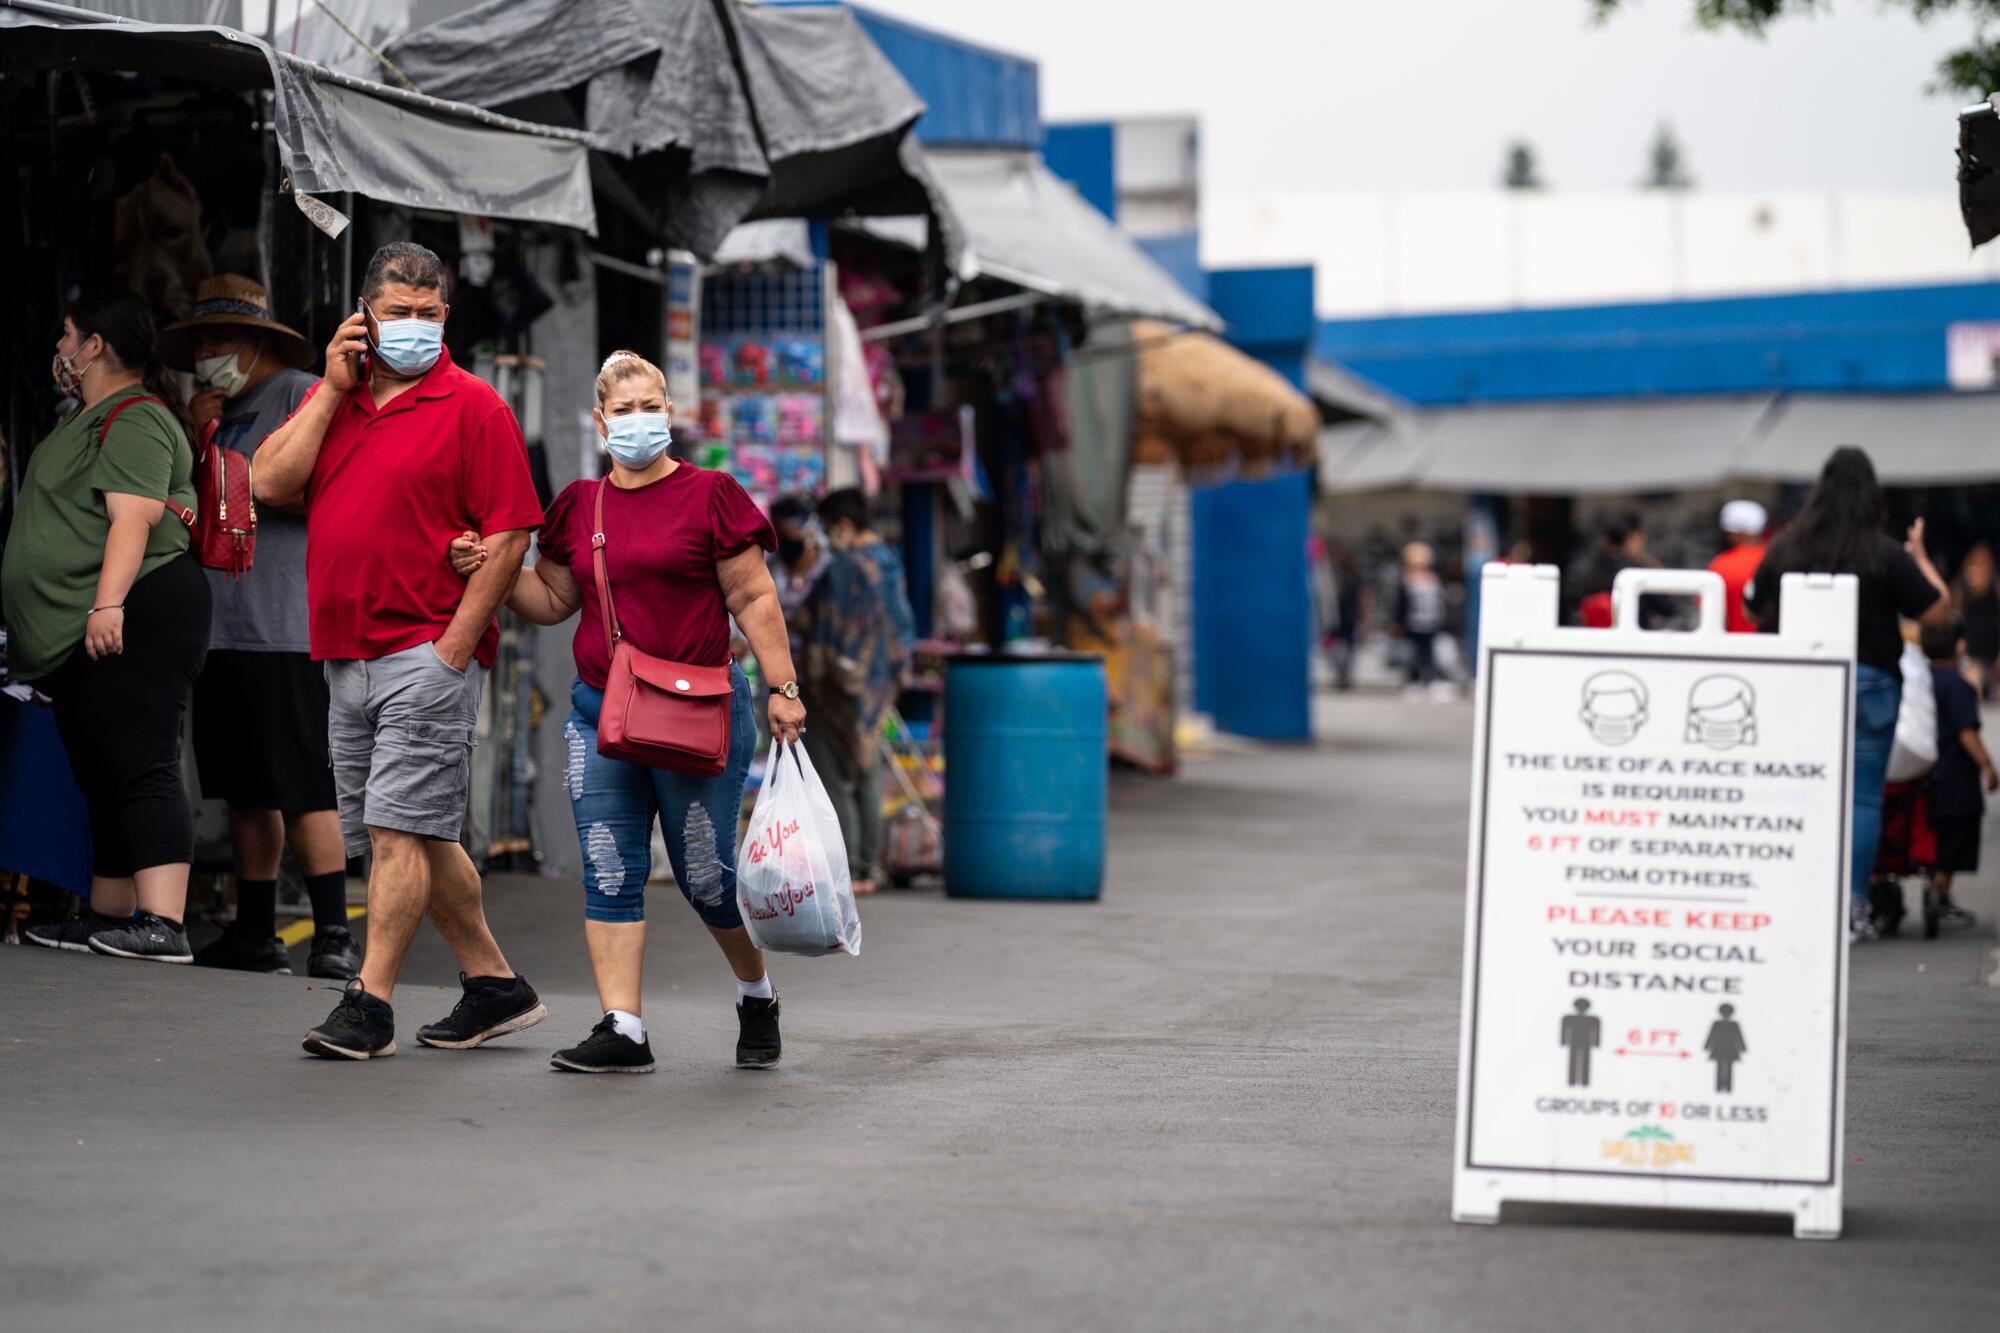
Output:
[1951, 541, 2000, 698]
[254, 240, 547, 1060]
[1708, 499, 1767, 634]
[1747, 446, 1950, 943]
[1394, 541, 1450, 700]
[158, 276, 359, 980]
[768, 492, 828, 668]
[450, 351, 802, 1072]
[1920, 615, 1992, 932]
[797, 488, 909, 895]
[7, 290, 209, 962]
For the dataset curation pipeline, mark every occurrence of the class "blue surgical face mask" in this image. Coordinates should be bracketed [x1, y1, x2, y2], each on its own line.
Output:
[373, 316, 445, 376]
[604, 412, 672, 468]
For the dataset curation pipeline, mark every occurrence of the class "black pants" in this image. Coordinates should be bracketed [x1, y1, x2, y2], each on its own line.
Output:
[43, 554, 211, 878]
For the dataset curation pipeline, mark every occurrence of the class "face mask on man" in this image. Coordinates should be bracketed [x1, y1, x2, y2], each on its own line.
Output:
[373, 315, 445, 376]
[195, 344, 259, 399]
[603, 412, 672, 468]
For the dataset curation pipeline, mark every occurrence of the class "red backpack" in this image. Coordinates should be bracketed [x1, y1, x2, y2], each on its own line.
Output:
[100, 395, 256, 578]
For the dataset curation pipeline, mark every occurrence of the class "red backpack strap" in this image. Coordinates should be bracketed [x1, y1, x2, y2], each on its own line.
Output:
[98, 395, 195, 529]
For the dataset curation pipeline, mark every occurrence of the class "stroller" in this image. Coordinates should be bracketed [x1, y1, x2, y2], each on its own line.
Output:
[879, 708, 942, 886]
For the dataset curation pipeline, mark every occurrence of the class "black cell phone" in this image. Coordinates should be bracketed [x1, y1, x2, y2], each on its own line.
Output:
[352, 298, 377, 379]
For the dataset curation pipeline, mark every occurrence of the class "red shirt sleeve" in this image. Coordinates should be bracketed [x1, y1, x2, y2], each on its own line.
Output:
[710, 471, 777, 558]
[537, 479, 586, 569]
[460, 400, 545, 536]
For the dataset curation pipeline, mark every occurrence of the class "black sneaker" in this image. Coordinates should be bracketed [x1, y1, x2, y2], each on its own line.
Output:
[87, 910, 193, 963]
[736, 994, 782, 1069]
[194, 929, 293, 975]
[302, 980, 396, 1060]
[1939, 896, 1978, 929]
[308, 925, 362, 981]
[551, 1014, 656, 1074]
[416, 972, 548, 1050]
[23, 910, 129, 954]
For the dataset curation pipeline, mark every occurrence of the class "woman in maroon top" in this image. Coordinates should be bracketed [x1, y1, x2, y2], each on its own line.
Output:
[453, 351, 805, 1073]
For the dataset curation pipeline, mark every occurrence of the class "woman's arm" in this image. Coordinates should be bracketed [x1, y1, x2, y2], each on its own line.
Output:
[85, 491, 164, 659]
[719, 547, 805, 743]
[448, 531, 581, 626]
[1906, 520, 1952, 628]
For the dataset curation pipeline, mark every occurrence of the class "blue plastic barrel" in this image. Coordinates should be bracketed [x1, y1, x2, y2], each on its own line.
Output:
[944, 652, 1107, 900]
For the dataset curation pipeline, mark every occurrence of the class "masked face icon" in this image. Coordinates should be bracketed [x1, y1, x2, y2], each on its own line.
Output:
[1686, 675, 1756, 750]
[1580, 671, 1649, 745]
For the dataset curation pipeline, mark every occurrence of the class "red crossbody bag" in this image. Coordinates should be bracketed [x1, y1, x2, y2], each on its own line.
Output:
[590, 478, 734, 774]
[101, 395, 257, 578]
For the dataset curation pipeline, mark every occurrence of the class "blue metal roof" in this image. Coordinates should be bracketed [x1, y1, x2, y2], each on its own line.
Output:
[785, 4, 1039, 148]
[1315, 282, 2000, 407]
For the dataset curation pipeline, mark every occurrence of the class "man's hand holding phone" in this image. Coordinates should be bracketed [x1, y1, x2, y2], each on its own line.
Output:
[325, 310, 371, 394]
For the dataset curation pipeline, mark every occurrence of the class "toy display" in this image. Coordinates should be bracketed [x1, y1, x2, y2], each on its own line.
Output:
[693, 331, 831, 504]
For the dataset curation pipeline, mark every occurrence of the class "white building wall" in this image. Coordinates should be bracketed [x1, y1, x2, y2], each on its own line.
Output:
[1205, 190, 2000, 317]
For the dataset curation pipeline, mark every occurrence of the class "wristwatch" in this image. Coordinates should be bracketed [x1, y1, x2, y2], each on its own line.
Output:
[775, 680, 801, 701]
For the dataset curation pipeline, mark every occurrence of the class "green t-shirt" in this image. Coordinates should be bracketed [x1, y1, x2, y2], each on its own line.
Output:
[0, 385, 195, 682]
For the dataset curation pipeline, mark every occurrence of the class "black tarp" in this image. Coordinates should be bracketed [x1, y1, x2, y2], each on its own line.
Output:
[379, 0, 950, 261]
[1959, 104, 2000, 250]
[0, 0, 599, 233]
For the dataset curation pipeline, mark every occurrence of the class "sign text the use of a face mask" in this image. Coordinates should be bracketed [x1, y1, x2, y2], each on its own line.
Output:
[1453, 565, 1856, 1240]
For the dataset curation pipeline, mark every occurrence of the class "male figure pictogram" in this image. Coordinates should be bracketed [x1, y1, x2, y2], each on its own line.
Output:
[1561, 998, 1601, 1087]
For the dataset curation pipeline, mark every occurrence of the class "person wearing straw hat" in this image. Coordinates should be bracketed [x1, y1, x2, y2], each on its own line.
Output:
[1708, 499, 1768, 636]
[159, 276, 360, 981]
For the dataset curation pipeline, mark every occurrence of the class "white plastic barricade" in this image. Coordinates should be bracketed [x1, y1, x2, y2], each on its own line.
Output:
[1452, 565, 1857, 1239]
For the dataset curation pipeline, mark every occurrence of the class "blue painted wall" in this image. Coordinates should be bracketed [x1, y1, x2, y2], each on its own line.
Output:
[1210, 265, 1316, 392]
[1192, 469, 1314, 740]
[843, 5, 1041, 147]
[1137, 232, 1208, 306]
[1315, 281, 2000, 406]
[1043, 122, 1117, 220]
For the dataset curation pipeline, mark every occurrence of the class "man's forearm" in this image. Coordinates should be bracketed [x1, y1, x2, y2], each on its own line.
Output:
[252, 386, 342, 505]
[437, 530, 530, 666]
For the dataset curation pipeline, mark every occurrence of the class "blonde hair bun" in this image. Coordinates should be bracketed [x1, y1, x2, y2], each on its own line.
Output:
[594, 349, 668, 406]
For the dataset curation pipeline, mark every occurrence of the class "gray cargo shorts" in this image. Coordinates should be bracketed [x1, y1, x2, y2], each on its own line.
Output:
[326, 642, 482, 857]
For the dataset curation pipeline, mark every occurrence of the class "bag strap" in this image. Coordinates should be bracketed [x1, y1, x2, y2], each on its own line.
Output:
[98, 395, 195, 530]
[591, 479, 622, 653]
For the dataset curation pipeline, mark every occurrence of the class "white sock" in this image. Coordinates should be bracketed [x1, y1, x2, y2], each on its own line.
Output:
[737, 974, 774, 1002]
[608, 1009, 645, 1043]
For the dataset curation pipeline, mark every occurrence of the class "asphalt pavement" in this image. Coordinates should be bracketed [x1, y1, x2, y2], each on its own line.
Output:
[3, 694, 1997, 1332]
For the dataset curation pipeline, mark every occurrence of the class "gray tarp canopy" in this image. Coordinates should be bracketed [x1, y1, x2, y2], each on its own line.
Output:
[0, 0, 598, 233]
[378, 0, 950, 261]
[1321, 390, 2000, 493]
[1731, 393, 2000, 484]
[856, 149, 1222, 329]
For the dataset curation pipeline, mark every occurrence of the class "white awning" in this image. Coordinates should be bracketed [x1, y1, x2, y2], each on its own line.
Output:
[1730, 393, 2000, 484]
[1319, 419, 1434, 492]
[857, 148, 1220, 329]
[1417, 397, 1774, 494]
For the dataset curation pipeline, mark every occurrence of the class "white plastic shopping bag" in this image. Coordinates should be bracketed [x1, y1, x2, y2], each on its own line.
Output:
[1888, 639, 1939, 783]
[736, 741, 861, 956]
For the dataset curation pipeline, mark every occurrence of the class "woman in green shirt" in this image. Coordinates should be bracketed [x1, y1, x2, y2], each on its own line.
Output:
[4, 290, 212, 964]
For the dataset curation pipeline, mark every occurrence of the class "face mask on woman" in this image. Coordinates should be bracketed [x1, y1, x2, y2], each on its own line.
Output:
[603, 412, 672, 468]
[51, 341, 97, 398]
[373, 316, 445, 376]
[195, 344, 258, 399]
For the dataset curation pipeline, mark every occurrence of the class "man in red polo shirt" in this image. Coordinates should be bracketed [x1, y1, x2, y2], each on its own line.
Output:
[255, 241, 546, 1061]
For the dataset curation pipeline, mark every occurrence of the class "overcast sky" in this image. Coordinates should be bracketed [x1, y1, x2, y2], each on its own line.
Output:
[857, 0, 1980, 194]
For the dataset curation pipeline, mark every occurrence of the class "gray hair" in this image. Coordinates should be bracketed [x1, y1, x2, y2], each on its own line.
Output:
[362, 241, 447, 301]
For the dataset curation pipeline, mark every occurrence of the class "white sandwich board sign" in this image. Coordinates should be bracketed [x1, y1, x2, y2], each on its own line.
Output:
[1453, 565, 1857, 1239]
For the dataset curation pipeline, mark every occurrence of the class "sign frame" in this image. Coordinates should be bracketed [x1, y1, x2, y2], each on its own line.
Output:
[1451, 564, 1857, 1240]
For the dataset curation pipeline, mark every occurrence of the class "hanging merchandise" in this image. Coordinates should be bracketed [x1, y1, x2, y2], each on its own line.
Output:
[693, 260, 837, 504]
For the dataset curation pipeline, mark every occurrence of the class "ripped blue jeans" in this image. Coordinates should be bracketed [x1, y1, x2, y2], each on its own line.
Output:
[564, 670, 755, 927]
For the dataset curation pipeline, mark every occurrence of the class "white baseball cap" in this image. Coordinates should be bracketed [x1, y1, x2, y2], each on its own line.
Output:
[1719, 500, 1767, 536]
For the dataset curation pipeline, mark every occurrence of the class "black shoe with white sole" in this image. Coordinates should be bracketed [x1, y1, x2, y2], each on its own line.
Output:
[308, 924, 362, 981]
[23, 910, 129, 954]
[194, 929, 293, 974]
[416, 972, 548, 1050]
[736, 994, 782, 1069]
[303, 980, 396, 1060]
[87, 911, 193, 963]
[551, 1014, 656, 1074]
